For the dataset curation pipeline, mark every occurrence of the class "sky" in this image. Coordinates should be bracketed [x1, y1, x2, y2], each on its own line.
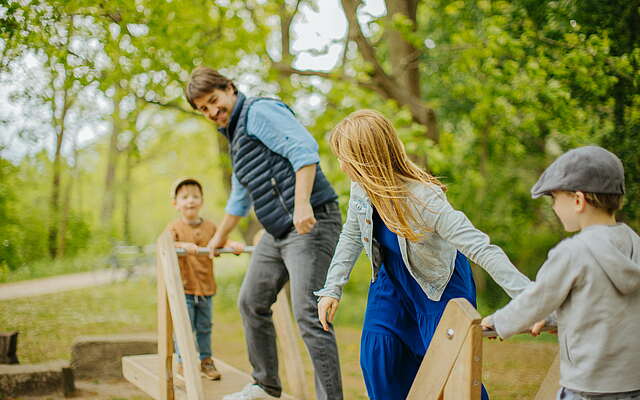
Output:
[0, 0, 386, 162]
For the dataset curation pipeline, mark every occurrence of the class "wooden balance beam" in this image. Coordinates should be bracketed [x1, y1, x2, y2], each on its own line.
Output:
[122, 231, 307, 400]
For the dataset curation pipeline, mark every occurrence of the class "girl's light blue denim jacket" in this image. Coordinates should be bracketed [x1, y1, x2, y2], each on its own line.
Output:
[314, 181, 532, 301]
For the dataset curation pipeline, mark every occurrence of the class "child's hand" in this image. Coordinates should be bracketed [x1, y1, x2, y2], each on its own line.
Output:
[225, 240, 245, 255]
[318, 296, 340, 332]
[530, 319, 552, 336]
[183, 243, 199, 255]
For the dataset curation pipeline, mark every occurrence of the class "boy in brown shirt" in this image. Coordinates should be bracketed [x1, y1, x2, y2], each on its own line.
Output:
[167, 178, 244, 381]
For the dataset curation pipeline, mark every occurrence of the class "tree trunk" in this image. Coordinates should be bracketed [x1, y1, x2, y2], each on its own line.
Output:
[122, 142, 133, 243]
[58, 174, 73, 258]
[101, 88, 124, 229]
[386, 0, 420, 98]
[47, 18, 74, 259]
[48, 134, 62, 259]
[216, 134, 231, 193]
[58, 134, 79, 258]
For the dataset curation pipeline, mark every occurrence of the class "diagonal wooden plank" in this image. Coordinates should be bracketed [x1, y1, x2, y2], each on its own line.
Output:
[272, 283, 310, 400]
[157, 231, 204, 400]
[534, 352, 560, 400]
[406, 298, 481, 400]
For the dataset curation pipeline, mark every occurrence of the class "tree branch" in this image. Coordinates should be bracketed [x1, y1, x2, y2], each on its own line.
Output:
[341, 0, 438, 141]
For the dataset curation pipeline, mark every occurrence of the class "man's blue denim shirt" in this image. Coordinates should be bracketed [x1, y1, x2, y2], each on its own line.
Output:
[225, 100, 320, 217]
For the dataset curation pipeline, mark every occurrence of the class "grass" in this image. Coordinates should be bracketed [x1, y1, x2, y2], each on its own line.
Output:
[1, 256, 558, 399]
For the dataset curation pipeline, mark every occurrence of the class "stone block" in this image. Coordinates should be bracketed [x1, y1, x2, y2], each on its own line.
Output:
[71, 333, 157, 379]
[0, 360, 68, 397]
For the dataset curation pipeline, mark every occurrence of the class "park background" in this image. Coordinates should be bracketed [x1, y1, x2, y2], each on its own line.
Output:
[0, 0, 638, 398]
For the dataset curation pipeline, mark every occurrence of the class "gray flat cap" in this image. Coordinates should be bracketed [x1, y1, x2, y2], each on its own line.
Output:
[531, 145, 625, 199]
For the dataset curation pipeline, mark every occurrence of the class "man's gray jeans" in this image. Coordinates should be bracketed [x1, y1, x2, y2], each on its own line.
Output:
[238, 202, 343, 399]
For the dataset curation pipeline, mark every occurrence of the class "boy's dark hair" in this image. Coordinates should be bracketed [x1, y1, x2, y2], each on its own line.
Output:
[185, 66, 238, 110]
[174, 178, 203, 198]
[583, 192, 623, 215]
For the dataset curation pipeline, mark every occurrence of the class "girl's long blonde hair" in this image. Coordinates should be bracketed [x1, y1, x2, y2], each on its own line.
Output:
[330, 110, 446, 242]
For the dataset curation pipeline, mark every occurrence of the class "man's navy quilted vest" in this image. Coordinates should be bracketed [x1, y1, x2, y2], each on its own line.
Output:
[219, 92, 337, 238]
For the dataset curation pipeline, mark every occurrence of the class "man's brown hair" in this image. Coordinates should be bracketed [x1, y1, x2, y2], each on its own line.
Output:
[185, 67, 237, 110]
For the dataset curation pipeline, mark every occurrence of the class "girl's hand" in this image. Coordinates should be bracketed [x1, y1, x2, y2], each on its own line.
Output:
[480, 316, 501, 340]
[318, 296, 340, 331]
[480, 316, 495, 331]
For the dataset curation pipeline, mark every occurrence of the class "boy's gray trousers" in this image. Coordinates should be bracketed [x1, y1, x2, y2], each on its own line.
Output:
[238, 202, 343, 399]
[559, 388, 640, 400]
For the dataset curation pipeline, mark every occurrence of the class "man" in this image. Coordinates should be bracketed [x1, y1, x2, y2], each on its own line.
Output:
[185, 67, 343, 400]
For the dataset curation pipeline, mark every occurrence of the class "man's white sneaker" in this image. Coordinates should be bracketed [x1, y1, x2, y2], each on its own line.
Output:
[221, 383, 278, 400]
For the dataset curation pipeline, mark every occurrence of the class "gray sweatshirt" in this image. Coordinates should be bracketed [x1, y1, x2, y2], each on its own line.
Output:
[490, 223, 640, 393]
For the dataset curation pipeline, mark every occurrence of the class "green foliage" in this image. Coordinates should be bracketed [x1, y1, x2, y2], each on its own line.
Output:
[1, 0, 638, 312]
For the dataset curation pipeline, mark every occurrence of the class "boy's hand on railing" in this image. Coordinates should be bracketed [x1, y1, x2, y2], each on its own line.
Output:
[175, 242, 199, 255]
[530, 319, 557, 336]
[530, 319, 546, 336]
[183, 243, 199, 256]
[318, 296, 340, 332]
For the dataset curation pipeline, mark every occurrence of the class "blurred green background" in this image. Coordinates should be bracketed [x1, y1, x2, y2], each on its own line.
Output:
[1, 0, 638, 313]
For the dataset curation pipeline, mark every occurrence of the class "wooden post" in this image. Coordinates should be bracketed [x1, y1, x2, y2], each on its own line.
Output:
[272, 282, 310, 400]
[157, 250, 174, 400]
[0, 332, 19, 364]
[534, 353, 560, 400]
[406, 298, 483, 400]
[157, 231, 204, 400]
[62, 367, 75, 397]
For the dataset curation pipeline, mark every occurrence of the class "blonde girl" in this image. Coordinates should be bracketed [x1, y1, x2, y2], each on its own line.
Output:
[315, 110, 531, 400]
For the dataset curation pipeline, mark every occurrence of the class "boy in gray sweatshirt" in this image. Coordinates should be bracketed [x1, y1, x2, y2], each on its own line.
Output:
[481, 146, 640, 400]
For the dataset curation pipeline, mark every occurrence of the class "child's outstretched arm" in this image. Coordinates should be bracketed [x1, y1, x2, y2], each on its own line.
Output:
[487, 241, 578, 339]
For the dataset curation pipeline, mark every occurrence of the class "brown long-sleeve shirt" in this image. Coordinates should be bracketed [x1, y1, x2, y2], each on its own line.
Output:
[167, 218, 217, 296]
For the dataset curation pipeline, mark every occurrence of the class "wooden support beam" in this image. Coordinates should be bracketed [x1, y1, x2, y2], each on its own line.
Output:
[156, 250, 174, 400]
[534, 352, 560, 400]
[272, 283, 310, 400]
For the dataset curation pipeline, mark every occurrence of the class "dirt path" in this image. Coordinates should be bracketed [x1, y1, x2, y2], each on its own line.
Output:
[0, 266, 152, 301]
